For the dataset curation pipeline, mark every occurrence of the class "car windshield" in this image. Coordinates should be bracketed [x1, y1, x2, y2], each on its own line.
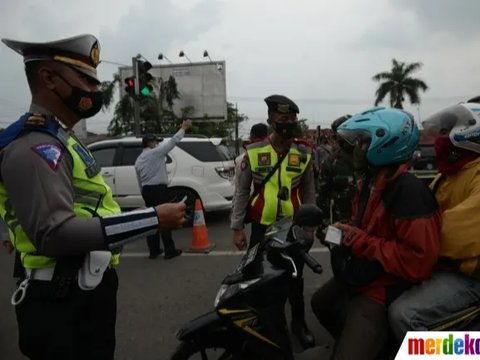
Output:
[177, 142, 233, 162]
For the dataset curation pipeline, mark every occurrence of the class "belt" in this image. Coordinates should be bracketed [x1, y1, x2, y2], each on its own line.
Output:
[25, 267, 55, 281]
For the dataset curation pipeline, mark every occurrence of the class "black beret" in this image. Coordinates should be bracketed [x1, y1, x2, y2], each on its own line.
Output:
[264, 94, 299, 114]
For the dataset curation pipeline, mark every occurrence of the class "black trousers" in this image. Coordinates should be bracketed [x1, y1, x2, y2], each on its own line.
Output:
[16, 268, 118, 360]
[141, 184, 177, 256]
[311, 278, 388, 360]
[250, 222, 308, 327]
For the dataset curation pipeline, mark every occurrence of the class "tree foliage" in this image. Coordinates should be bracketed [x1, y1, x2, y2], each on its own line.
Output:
[372, 59, 428, 109]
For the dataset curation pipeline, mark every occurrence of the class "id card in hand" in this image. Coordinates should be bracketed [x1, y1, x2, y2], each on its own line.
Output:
[324, 225, 343, 246]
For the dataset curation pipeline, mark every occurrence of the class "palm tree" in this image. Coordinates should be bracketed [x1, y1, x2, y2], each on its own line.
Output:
[372, 59, 428, 109]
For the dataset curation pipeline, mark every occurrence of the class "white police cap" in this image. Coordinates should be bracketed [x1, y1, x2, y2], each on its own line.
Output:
[1, 34, 101, 83]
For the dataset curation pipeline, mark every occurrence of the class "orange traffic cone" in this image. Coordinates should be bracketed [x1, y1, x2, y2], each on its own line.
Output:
[186, 199, 215, 253]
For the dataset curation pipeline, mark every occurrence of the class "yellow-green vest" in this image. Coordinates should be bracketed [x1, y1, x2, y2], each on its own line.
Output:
[246, 140, 311, 225]
[0, 128, 121, 270]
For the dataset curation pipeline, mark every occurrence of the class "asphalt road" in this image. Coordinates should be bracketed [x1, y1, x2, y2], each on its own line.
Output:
[0, 211, 333, 360]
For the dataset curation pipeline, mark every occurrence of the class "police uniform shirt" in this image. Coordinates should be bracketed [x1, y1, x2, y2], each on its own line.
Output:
[0, 34, 165, 255]
[0, 104, 107, 256]
[230, 143, 316, 230]
[135, 129, 185, 187]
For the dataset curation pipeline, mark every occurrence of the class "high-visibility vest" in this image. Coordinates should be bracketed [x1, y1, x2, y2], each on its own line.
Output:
[0, 113, 121, 270]
[246, 139, 311, 225]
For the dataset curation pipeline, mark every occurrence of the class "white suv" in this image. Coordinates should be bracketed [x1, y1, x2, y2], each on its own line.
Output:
[87, 136, 235, 213]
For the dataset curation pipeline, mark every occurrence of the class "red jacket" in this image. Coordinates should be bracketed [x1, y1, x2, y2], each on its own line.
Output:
[342, 164, 442, 304]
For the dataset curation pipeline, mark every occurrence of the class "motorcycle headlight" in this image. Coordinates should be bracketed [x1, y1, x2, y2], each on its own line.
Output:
[214, 284, 228, 307]
[213, 278, 261, 307]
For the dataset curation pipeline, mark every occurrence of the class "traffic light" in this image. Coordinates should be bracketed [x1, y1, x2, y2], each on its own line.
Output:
[137, 60, 153, 97]
[124, 76, 136, 98]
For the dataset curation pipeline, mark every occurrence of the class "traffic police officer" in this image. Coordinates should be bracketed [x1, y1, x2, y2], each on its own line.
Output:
[0, 34, 186, 360]
[231, 94, 316, 349]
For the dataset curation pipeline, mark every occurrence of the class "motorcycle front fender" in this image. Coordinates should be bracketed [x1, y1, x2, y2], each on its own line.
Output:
[176, 310, 235, 347]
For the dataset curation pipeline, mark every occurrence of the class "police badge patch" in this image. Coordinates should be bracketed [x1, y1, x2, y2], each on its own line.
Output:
[258, 153, 271, 166]
[31, 143, 63, 171]
[72, 143, 99, 178]
[288, 153, 300, 166]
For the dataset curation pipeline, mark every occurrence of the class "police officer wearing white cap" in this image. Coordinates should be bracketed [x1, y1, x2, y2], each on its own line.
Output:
[0, 34, 186, 359]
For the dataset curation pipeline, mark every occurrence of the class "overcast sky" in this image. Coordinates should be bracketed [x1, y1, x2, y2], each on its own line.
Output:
[1, 0, 479, 136]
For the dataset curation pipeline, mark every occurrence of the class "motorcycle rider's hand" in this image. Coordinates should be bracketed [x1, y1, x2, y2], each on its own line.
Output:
[315, 222, 328, 245]
[233, 229, 248, 250]
[155, 202, 186, 229]
[332, 222, 361, 246]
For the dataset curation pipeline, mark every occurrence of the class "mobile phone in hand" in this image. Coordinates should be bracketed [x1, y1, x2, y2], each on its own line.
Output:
[324, 225, 343, 246]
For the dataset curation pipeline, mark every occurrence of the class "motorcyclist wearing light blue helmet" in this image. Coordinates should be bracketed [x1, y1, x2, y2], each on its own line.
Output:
[337, 107, 420, 173]
[311, 107, 441, 360]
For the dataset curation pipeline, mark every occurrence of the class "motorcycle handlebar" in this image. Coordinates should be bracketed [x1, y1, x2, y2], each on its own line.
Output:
[301, 250, 323, 274]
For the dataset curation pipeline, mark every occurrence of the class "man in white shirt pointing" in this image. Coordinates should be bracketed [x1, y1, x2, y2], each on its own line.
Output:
[135, 119, 192, 259]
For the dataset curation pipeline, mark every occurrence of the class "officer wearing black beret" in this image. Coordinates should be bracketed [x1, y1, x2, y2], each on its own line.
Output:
[0, 34, 186, 359]
[231, 94, 316, 349]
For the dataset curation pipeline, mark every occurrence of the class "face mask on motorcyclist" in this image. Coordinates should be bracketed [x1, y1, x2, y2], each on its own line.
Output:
[353, 143, 369, 174]
[272, 121, 297, 139]
[434, 136, 479, 174]
[53, 73, 103, 119]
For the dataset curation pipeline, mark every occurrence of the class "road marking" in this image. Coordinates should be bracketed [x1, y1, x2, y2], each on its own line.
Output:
[121, 247, 329, 258]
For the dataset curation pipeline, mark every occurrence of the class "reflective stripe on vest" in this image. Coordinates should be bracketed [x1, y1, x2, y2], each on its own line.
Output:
[246, 140, 311, 225]
[0, 125, 121, 270]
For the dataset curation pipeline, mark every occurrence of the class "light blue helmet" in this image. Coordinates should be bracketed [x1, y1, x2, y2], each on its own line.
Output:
[337, 107, 419, 166]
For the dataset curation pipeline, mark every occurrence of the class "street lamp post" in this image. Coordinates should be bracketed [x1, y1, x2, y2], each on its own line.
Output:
[178, 50, 192, 64]
[203, 50, 213, 63]
[158, 53, 172, 64]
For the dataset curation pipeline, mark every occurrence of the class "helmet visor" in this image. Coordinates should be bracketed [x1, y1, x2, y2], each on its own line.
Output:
[422, 104, 471, 138]
[337, 128, 372, 146]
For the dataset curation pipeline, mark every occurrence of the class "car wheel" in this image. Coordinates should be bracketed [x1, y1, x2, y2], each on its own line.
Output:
[168, 188, 199, 227]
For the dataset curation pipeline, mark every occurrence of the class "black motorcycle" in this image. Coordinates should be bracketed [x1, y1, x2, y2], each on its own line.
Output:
[170, 204, 480, 359]
[170, 204, 324, 360]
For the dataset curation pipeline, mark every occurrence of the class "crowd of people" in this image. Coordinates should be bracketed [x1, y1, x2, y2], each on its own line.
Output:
[1, 32, 480, 360]
[232, 97, 480, 358]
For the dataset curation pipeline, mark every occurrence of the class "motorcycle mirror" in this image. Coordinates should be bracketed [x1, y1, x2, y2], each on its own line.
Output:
[294, 204, 323, 227]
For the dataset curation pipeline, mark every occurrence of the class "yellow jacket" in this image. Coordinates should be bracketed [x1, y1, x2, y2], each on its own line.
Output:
[431, 157, 480, 275]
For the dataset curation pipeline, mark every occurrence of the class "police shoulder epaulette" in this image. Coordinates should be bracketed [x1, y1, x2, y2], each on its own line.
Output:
[246, 137, 269, 149]
[24, 113, 48, 128]
[293, 138, 314, 151]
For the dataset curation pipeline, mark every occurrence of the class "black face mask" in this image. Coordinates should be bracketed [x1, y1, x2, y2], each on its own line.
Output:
[353, 145, 369, 176]
[273, 121, 297, 139]
[54, 73, 103, 119]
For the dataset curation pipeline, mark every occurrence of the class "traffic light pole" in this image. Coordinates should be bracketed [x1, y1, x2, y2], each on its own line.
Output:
[132, 57, 141, 136]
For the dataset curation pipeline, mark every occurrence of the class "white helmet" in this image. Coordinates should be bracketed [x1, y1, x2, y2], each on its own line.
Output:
[422, 102, 480, 154]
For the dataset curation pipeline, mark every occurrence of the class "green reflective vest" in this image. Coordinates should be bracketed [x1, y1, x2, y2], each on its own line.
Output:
[246, 140, 311, 225]
[0, 130, 121, 270]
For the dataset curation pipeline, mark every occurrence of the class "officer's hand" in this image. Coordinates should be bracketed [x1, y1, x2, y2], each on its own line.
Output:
[155, 202, 186, 229]
[2, 240, 13, 254]
[233, 229, 247, 250]
[182, 119, 192, 131]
